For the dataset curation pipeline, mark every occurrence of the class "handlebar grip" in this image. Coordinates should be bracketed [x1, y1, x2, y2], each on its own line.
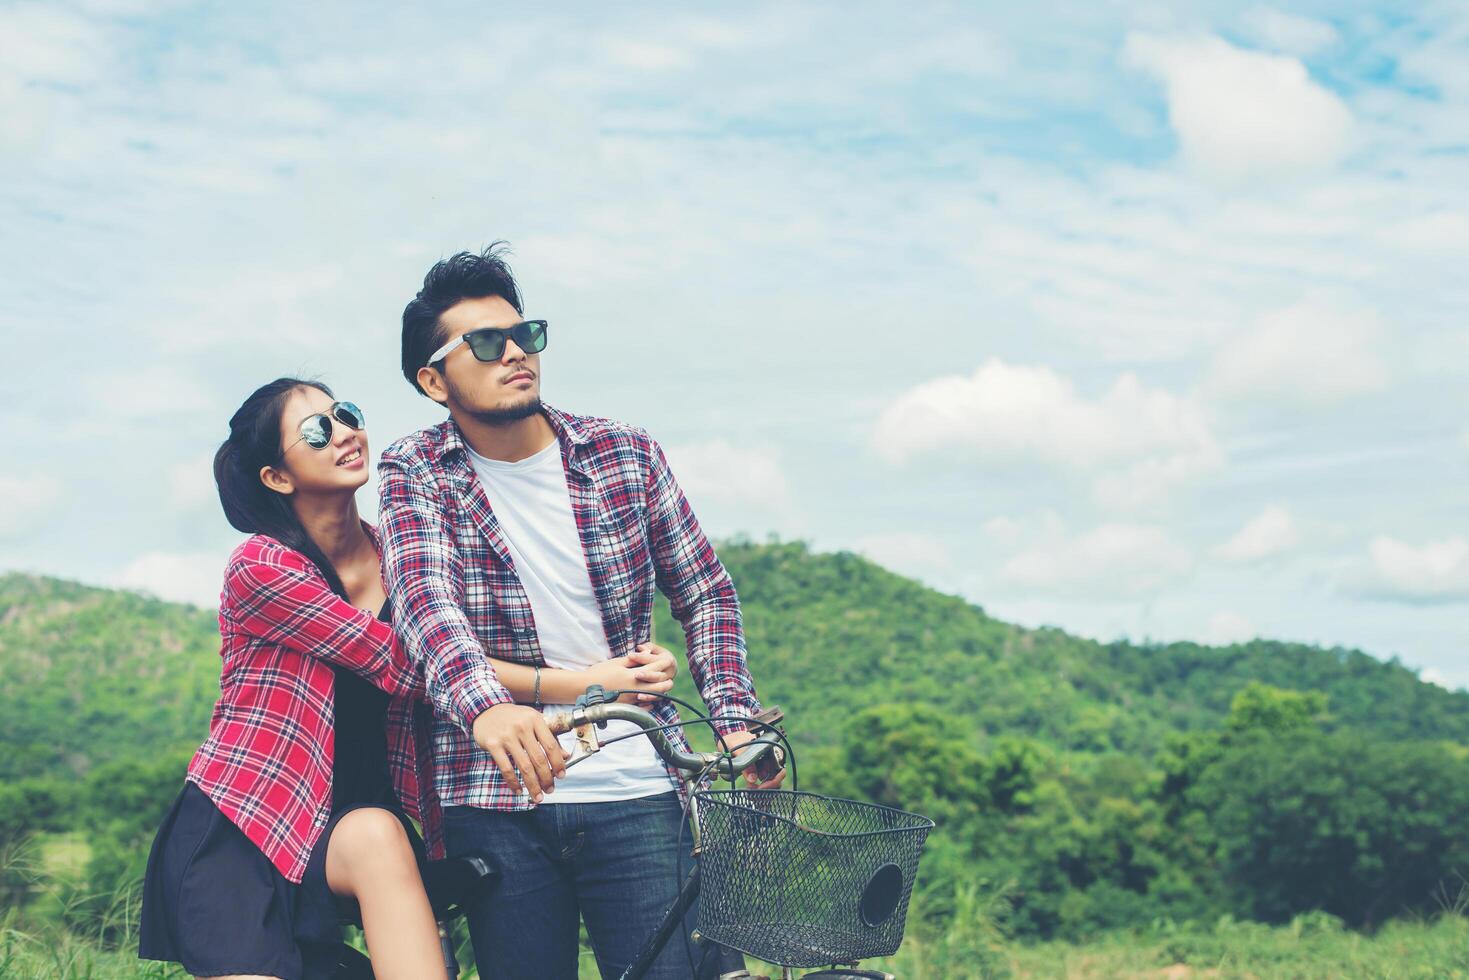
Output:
[545, 712, 573, 736]
[752, 742, 786, 783]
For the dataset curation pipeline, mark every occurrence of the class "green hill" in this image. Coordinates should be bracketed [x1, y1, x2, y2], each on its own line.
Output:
[0, 574, 220, 782]
[2, 541, 1465, 783]
[712, 541, 1469, 754]
[4, 541, 1469, 950]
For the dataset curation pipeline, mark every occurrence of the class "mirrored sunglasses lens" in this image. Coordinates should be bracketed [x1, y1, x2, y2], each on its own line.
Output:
[302, 415, 333, 449]
[465, 330, 507, 361]
[334, 401, 365, 429]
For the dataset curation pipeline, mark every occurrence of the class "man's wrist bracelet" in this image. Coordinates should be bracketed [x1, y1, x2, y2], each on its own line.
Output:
[532, 665, 543, 708]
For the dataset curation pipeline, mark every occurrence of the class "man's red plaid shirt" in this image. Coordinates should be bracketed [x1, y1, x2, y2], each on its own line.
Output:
[377, 404, 761, 811]
[186, 529, 442, 883]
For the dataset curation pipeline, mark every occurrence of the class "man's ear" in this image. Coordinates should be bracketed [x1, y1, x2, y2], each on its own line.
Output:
[417, 365, 451, 406]
[259, 464, 295, 496]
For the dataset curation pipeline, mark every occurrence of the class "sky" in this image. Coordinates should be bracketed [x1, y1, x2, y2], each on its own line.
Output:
[2, 1, 1468, 689]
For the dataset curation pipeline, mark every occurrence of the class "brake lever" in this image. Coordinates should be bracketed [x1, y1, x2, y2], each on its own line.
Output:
[749, 705, 787, 783]
[566, 719, 600, 768]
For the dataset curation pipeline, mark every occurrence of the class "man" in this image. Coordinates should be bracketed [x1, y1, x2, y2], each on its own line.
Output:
[378, 244, 781, 980]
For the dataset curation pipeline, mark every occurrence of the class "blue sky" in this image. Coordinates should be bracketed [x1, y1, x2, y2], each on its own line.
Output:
[3, 1, 1468, 688]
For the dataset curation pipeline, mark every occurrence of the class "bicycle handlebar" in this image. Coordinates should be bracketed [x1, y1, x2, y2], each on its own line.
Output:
[544, 701, 782, 781]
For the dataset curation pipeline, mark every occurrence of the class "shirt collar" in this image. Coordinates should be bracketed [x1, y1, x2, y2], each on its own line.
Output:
[436, 403, 587, 468]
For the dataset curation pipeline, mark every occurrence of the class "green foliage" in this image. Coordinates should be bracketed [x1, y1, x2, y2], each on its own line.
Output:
[0, 923, 188, 979]
[840, 703, 993, 821]
[1190, 732, 1469, 927]
[3, 543, 1469, 966]
[0, 573, 219, 784]
[704, 542, 1469, 758]
[0, 777, 76, 844]
[1225, 681, 1329, 735]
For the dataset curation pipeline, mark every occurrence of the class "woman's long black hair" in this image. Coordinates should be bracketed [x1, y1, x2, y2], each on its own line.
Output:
[213, 378, 349, 599]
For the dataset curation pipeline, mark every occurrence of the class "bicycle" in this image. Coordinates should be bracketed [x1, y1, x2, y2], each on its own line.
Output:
[545, 685, 935, 980]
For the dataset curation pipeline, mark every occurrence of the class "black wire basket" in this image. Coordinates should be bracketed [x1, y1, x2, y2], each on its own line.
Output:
[694, 789, 935, 968]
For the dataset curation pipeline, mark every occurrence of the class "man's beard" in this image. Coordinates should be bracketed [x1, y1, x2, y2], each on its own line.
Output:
[467, 395, 542, 425]
[447, 375, 543, 425]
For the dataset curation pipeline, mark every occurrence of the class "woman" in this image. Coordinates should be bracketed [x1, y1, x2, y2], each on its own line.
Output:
[137, 378, 445, 979]
[139, 378, 677, 980]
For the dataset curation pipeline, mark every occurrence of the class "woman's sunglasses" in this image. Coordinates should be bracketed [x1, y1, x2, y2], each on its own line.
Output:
[279, 401, 365, 459]
[427, 320, 549, 366]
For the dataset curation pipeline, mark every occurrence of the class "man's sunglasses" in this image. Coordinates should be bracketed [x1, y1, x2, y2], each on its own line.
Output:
[279, 401, 366, 459]
[427, 320, 549, 366]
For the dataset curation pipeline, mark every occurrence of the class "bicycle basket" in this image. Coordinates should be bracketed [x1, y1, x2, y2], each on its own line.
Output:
[694, 789, 934, 968]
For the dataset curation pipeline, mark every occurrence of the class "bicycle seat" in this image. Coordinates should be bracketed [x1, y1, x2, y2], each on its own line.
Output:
[421, 851, 496, 918]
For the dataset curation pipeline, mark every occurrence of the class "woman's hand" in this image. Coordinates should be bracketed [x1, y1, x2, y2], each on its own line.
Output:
[582, 643, 678, 704]
[471, 703, 569, 803]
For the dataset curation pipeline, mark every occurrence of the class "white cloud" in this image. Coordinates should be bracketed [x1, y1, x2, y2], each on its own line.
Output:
[1380, 210, 1469, 257]
[1204, 610, 1257, 645]
[1420, 666, 1453, 690]
[601, 38, 694, 71]
[677, 19, 754, 50]
[113, 549, 229, 607]
[1124, 32, 1353, 182]
[599, 14, 760, 71]
[996, 519, 1193, 598]
[850, 531, 953, 582]
[1204, 300, 1389, 406]
[78, 365, 219, 421]
[0, 475, 61, 537]
[664, 439, 791, 513]
[867, 28, 1011, 81]
[980, 515, 1031, 548]
[166, 454, 218, 509]
[1348, 535, 1469, 604]
[872, 359, 1222, 507]
[0, 4, 110, 149]
[1240, 9, 1339, 56]
[0, 4, 109, 87]
[1, 0, 1467, 689]
[1214, 504, 1302, 563]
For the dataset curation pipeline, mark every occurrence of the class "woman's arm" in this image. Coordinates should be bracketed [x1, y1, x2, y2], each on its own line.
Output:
[223, 537, 420, 697]
[486, 645, 678, 705]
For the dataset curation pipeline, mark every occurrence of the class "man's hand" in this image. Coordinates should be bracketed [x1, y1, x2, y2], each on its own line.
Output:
[471, 703, 570, 803]
[719, 728, 787, 789]
[584, 643, 678, 704]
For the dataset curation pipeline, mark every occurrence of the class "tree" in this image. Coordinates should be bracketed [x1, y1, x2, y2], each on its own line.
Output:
[1189, 732, 1469, 926]
[1224, 682, 1328, 736]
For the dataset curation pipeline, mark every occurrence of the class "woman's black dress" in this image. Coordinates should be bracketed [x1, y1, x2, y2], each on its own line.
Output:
[138, 602, 423, 980]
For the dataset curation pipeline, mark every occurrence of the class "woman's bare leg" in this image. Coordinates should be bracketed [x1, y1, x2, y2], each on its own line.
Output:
[325, 807, 443, 978]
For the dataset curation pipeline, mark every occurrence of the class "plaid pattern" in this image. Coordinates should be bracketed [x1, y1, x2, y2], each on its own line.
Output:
[378, 404, 760, 811]
[186, 529, 443, 884]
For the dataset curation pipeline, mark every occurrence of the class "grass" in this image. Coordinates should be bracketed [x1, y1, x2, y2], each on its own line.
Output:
[39, 833, 91, 879]
[4, 918, 1469, 979]
[4, 857, 1467, 980]
[0, 925, 186, 980]
[1000, 915, 1469, 979]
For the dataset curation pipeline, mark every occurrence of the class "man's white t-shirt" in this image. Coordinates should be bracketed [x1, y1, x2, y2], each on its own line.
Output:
[465, 439, 677, 803]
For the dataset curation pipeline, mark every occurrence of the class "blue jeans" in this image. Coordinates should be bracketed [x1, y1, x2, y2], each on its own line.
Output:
[444, 791, 699, 980]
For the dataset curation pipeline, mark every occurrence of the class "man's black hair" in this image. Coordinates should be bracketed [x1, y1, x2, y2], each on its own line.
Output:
[401, 242, 523, 396]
